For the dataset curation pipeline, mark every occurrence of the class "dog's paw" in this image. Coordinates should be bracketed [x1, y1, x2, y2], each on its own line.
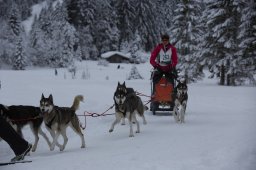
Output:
[81, 144, 86, 148]
[135, 130, 140, 133]
[175, 120, 180, 123]
[59, 145, 65, 151]
[109, 129, 113, 133]
[180, 120, 185, 123]
[31, 146, 36, 152]
[129, 134, 134, 137]
[50, 144, 55, 151]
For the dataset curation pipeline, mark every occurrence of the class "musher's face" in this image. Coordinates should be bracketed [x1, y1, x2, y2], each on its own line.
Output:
[162, 39, 169, 45]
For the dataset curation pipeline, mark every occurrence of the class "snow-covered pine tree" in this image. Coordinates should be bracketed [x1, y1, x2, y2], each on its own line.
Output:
[9, 7, 20, 36]
[134, 0, 159, 51]
[74, 0, 99, 59]
[127, 65, 143, 80]
[13, 38, 26, 70]
[202, 0, 242, 86]
[170, 0, 203, 83]
[236, 0, 256, 85]
[29, 1, 78, 68]
[91, 0, 119, 55]
[9, 5, 27, 70]
[0, 19, 17, 65]
[130, 31, 143, 63]
[28, 6, 56, 66]
[78, 25, 98, 60]
[114, 0, 136, 51]
[163, 0, 179, 30]
[66, 0, 80, 27]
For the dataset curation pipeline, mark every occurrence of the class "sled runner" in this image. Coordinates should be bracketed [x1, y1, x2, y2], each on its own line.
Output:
[150, 75, 176, 115]
[0, 160, 32, 166]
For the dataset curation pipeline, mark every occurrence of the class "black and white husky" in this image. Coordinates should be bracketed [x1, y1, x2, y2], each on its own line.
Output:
[0, 104, 51, 152]
[109, 82, 147, 137]
[173, 80, 188, 123]
[40, 94, 85, 151]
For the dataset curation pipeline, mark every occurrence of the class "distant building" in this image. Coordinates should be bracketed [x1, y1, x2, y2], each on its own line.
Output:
[101, 51, 131, 63]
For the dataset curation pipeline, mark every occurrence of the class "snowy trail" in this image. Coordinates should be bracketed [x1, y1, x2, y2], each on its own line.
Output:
[0, 61, 256, 170]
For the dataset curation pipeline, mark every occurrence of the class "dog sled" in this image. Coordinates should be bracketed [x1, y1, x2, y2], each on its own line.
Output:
[150, 74, 176, 115]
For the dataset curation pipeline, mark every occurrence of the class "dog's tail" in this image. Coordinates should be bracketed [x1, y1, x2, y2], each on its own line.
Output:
[71, 95, 84, 111]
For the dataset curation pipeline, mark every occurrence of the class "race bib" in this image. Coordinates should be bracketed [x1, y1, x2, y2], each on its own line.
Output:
[159, 49, 172, 65]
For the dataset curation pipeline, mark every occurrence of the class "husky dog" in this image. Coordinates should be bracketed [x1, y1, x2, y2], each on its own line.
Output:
[173, 80, 188, 123]
[109, 82, 147, 137]
[0, 104, 51, 152]
[40, 94, 85, 151]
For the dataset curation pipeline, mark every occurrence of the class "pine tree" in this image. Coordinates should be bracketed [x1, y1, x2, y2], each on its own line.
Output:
[114, 0, 136, 50]
[202, 0, 242, 85]
[0, 19, 17, 65]
[91, 0, 119, 55]
[9, 6, 20, 36]
[134, 0, 159, 51]
[235, 0, 256, 85]
[163, 0, 179, 30]
[13, 38, 26, 70]
[170, 0, 203, 82]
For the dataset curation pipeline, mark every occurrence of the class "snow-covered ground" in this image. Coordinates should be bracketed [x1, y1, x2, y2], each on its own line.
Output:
[0, 61, 256, 170]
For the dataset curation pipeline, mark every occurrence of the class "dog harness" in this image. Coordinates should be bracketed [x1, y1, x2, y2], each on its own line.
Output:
[45, 114, 56, 129]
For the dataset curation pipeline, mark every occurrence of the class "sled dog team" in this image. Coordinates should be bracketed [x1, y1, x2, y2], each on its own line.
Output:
[0, 80, 188, 152]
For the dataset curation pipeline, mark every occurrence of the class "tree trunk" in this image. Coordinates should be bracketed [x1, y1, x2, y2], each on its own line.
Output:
[227, 74, 230, 86]
[220, 64, 225, 85]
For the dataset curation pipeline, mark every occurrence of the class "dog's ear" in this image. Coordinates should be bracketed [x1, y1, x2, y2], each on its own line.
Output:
[181, 78, 187, 84]
[41, 93, 45, 99]
[49, 94, 53, 102]
[123, 81, 126, 87]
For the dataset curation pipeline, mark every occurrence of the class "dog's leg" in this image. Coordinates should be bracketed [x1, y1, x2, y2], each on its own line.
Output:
[51, 131, 61, 151]
[59, 128, 68, 151]
[109, 113, 121, 133]
[180, 109, 185, 123]
[180, 101, 187, 123]
[48, 128, 62, 149]
[133, 113, 140, 133]
[141, 114, 147, 125]
[70, 117, 86, 148]
[173, 106, 179, 123]
[47, 128, 60, 151]
[183, 101, 187, 112]
[38, 127, 51, 149]
[174, 100, 180, 123]
[30, 125, 39, 152]
[121, 117, 125, 125]
[127, 112, 134, 137]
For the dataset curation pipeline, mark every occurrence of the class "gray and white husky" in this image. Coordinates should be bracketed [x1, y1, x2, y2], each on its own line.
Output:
[173, 80, 188, 123]
[40, 94, 86, 151]
[109, 82, 147, 137]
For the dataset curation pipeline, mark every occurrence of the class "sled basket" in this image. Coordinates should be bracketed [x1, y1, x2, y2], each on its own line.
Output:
[153, 77, 174, 103]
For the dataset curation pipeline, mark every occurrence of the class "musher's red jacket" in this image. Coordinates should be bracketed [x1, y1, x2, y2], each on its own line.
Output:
[150, 43, 178, 72]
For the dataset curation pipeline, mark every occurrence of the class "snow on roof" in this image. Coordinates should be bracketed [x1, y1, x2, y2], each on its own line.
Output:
[101, 51, 131, 59]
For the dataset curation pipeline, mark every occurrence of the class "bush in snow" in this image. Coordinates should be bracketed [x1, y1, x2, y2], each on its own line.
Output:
[81, 68, 90, 80]
[97, 59, 109, 67]
[127, 65, 143, 80]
